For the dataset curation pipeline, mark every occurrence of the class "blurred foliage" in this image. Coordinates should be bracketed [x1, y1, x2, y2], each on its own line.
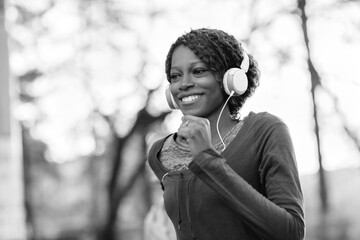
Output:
[3, 0, 360, 239]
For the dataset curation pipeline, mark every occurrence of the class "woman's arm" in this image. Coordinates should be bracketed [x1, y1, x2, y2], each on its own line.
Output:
[188, 120, 305, 240]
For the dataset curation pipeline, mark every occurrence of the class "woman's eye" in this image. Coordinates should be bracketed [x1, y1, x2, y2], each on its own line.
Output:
[193, 68, 208, 76]
[170, 74, 181, 82]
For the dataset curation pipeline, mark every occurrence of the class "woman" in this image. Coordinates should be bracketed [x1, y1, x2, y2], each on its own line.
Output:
[147, 28, 305, 240]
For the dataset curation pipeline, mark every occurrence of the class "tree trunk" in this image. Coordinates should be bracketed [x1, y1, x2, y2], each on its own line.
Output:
[297, 0, 328, 212]
[98, 108, 170, 240]
[0, 0, 27, 238]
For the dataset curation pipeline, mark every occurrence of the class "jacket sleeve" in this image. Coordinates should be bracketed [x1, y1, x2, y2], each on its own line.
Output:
[188, 120, 305, 240]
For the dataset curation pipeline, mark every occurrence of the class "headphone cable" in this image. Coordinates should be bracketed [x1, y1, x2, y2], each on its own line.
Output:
[216, 91, 235, 151]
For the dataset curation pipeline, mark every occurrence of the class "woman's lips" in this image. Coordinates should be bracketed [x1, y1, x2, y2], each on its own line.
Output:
[181, 94, 202, 103]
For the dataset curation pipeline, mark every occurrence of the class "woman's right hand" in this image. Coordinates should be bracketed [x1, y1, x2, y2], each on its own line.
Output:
[177, 115, 213, 157]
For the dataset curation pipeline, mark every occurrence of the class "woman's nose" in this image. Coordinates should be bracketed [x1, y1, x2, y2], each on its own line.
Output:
[179, 74, 195, 90]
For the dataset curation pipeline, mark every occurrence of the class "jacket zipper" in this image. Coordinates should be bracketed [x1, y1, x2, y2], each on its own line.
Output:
[161, 171, 196, 239]
[186, 175, 196, 239]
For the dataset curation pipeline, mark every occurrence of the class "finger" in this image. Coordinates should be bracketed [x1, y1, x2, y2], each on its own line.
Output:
[182, 115, 210, 128]
[182, 115, 202, 122]
[176, 126, 189, 146]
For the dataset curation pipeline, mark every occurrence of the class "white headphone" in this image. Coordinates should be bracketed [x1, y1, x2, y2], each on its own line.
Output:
[166, 51, 249, 109]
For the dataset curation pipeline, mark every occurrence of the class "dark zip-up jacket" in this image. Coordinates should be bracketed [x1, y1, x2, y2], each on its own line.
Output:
[148, 112, 305, 240]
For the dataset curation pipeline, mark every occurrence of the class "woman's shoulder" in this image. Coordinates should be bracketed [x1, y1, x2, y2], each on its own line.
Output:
[247, 111, 284, 122]
[244, 111, 288, 131]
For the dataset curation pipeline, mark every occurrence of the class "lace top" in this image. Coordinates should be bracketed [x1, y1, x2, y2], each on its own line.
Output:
[160, 121, 244, 171]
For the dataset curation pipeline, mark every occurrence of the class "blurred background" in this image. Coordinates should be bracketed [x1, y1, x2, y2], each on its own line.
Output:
[1, 0, 360, 239]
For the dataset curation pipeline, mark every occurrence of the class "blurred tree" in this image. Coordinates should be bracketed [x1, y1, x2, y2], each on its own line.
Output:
[297, 0, 360, 213]
[98, 98, 169, 240]
[297, 0, 329, 213]
[6, 0, 171, 239]
[0, 0, 10, 134]
[0, 0, 26, 238]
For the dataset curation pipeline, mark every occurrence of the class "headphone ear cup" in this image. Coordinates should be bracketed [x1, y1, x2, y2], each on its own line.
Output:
[223, 68, 248, 96]
[165, 86, 179, 109]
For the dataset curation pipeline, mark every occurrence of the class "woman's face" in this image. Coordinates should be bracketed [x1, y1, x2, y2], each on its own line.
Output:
[169, 45, 225, 118]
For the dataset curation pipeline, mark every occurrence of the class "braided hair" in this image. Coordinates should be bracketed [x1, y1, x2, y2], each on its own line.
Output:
[165, 28, 260, 119]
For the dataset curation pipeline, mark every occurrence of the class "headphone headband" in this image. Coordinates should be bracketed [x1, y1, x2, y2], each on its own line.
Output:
[240, 50, 249, 72]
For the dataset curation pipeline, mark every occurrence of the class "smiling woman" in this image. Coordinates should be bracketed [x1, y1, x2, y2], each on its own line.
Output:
[147, 28, 305, 240]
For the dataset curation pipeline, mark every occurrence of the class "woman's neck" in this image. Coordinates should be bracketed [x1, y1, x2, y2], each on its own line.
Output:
[207, 106, 238, 146]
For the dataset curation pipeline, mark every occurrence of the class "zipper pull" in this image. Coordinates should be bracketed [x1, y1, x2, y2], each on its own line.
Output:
[178, 220, 182, 231]
[160, 172, 169, 190]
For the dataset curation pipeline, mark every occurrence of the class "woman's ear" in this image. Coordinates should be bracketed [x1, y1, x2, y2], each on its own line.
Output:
[215, 72, 224, 88]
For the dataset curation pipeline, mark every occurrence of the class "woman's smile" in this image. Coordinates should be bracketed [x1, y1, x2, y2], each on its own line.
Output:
[181, 94, 202, 104]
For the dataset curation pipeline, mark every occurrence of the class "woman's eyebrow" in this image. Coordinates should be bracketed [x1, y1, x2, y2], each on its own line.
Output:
[171, 60, 205, 70]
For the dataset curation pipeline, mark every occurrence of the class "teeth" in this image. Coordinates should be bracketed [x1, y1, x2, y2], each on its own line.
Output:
[181, 95, 200, 103]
